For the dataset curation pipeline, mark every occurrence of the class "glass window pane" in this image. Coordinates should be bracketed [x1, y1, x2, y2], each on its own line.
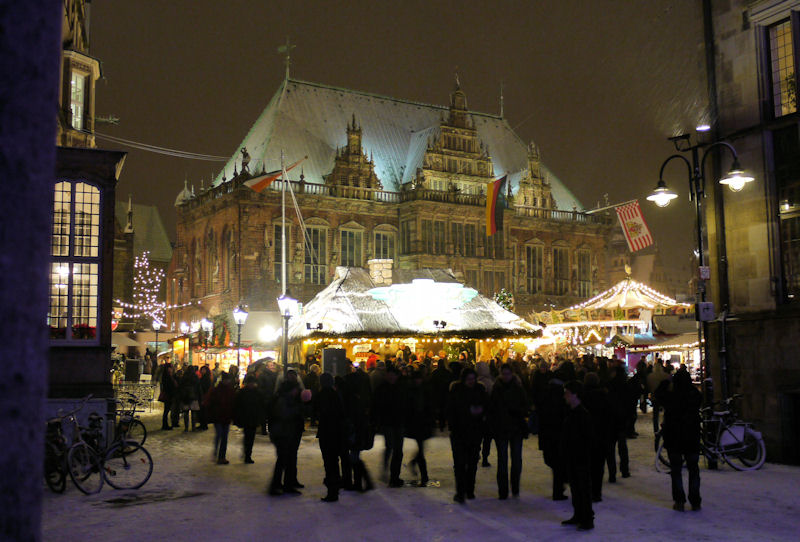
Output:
[73, 182, 100, 257]
[52, 181, 71, 257]
[71, 262, 98, 340]
[48, 263, 70, 339]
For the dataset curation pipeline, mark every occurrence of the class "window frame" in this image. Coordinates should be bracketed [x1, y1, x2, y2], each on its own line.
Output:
[304, 225, 328, 285]
[340, 228, 363, 267]
[49, 180, 103, 344]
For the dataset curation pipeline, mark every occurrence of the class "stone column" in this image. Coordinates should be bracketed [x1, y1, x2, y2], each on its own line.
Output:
[0, 2, 61, 540]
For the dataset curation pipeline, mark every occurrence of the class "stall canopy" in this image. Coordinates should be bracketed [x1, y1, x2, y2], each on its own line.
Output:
[567, 276, 691, 311]
[288, 267, 540, 341]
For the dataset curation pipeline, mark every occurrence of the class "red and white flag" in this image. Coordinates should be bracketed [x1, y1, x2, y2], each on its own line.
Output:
[243, 157, 306, 193]
[615, 200, 653, 252]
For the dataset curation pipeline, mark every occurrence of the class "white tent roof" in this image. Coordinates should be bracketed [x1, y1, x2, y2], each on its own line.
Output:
[288, 267, 539, 341]
[567, 277, 691, 311]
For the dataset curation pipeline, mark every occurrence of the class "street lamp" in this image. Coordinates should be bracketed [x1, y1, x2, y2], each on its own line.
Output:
[277, 293, 300, 376]
[152, 319, 163, 360]
[200, 319, 213, 366]
[232, 305, 248, 374]
[647, 133, 753, 401]
[179, 321, 190, 365]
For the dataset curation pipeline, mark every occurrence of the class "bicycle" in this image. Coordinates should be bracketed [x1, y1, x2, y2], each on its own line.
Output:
[64, 404, 154, 494]
[43, 395, 93, 493]
[655, 394, 766, 473]
[113, 391, 148, 446]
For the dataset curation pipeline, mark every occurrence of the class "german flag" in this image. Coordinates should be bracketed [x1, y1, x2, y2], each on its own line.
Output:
[486, 175, 507, 236]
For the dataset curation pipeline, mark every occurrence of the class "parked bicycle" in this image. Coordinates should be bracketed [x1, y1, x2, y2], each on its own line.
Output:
[655, 394, 766, 472]
[113, 391, 147, 446]
[64, 400, 154, 495]
[44, 395, 92, 493]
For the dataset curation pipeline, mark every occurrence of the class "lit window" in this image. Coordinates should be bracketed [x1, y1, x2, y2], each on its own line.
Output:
[578, 250, 592, 297]
[340, 229, 363, 267]
[553, 246, 569, 295]
[374, 232, 395, 260]
[769, 20, 797, 117]
[70, 72, 87, 130]
[526, 245, 543, 294]
[48, 181, 101, 341]
[304, 226, 327, 285]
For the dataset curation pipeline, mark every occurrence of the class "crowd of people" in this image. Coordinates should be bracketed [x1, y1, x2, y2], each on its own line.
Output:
[155, 349, 702, 532]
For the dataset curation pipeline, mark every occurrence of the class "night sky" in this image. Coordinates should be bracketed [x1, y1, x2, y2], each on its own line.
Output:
[89, 1, 708, 267]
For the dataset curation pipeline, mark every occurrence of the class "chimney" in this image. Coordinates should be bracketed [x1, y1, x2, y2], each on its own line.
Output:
[368, 258, 393, 286]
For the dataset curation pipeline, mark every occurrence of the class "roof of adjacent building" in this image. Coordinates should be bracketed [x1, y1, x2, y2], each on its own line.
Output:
[288, 266, 540, 341]
[115, 201, 173, 263]
[211, 78, 584, 210]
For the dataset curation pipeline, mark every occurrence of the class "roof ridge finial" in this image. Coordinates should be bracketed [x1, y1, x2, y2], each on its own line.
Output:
[454, 66, 460, 90]
[278, 36, 296, 81]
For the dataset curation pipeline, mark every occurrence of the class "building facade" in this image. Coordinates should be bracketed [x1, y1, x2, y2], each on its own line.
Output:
[706, 0, 800, 463]
[167, 80, 614, 330]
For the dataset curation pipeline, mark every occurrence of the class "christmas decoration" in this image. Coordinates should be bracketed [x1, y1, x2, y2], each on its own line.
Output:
[493, 288, 515, 312]
[131, 251, 166, 327]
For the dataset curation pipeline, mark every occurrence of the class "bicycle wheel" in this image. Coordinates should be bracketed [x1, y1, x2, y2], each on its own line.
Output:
[103, 441, 153, 490]
[44, 442, 66, 493]
[655, 439, 672, 473]
[67, 442, 104, 494]
[727, 428, 767, 471]
[119, 418, 147, 446]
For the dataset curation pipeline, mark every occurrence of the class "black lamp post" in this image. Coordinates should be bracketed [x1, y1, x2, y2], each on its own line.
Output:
[647, 132, 753, 401]
[152, 319, 162, 360]
[277, 294, 299, 376]
[232, 305, 248, 374]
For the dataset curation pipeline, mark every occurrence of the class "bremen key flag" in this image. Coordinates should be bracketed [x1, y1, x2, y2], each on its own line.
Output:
[615, 200, 653, 252]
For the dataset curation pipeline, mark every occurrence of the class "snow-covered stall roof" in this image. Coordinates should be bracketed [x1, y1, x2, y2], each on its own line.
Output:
[566, 276, 691, 311]
[288, 267, 540, 341]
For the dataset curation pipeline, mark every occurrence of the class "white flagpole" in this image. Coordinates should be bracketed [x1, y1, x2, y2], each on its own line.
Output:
[281, 150, 287, 296]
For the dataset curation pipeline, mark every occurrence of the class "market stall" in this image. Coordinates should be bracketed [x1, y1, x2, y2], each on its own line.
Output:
[288, 267, 541, 364]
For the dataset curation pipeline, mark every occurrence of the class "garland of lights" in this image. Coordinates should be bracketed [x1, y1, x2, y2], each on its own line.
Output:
[493, 288, 515, 312]
[568, 277, 690, 311]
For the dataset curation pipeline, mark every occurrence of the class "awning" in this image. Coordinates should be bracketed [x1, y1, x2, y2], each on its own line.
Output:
[112, 334, 140, 347]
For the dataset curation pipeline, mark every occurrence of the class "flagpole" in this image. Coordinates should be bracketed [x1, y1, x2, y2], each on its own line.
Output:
[281, 150, 288, 376]
[585, 199, 638, 214]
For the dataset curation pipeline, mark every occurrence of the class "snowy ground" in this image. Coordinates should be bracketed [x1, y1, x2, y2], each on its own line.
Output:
[42, 406, 799, 542]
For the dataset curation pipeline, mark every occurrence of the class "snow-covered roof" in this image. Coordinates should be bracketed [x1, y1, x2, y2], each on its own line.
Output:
[114, 201, 173, 263]
[288, 266, 540, 341]
[212, 78, 583, 210]
[567, 276, 691, 311]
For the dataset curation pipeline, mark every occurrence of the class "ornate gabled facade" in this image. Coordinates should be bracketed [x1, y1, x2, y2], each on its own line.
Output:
[324, 115, 383, 194]
[167, 79, 614, 328]
[415, 85, 494, 194]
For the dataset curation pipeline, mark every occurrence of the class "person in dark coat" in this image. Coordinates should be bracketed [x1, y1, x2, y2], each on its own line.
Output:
[304, 364, 321, 426]
[257, 360, 278, 435]
[233, 375, 266, 464]
[539, 371, 568, 500]
[314, 372, 346, 502]
[204, 373, 236, 464]
[372, 367, 407, 487]
[177, 366, 202, 432]
[198, 365, 212, 430]
[268, 379, 304, 496]
[344, 363, 374, 492]
[561, 380, 594, 531]
[655, 369, 702, 511]
[606, 366, 631, 481]
[406, 370, 434, 487]
[490, 364, 529, 499]
[582, 372, 612, 502]
[159, 363, 177, 430]
[446, 367, 488, 503]
[429, 358, 453, 431]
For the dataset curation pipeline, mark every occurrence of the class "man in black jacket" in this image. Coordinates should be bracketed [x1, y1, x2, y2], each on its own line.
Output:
[561, 380, 594, 531]
[372, 367, 407, 487]
[655, 369, 702, 511]
[233, 375, 266, 464]
[314, 372, 346, 502]
[447, 368, 488, 503]
[490, 364, 528, 499]
[429, 358, 453, 431]
[582, 372, 612, 502]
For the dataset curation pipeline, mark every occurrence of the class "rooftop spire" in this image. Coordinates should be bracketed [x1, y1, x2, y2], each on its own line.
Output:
[278, 37, 296, 80]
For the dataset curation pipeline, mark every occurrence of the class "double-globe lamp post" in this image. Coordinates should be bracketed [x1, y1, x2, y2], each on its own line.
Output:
[232, 305, 248, 374]
[152, 319, 162, 360]
[646, 130, 753, 401]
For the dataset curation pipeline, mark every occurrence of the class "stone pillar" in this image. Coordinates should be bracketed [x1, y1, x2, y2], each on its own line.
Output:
[0, 2, 61, 540]
[368, 259, 394, 286]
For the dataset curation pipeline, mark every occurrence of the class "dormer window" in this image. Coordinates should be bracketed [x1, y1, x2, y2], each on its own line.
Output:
[70, 71, 87, 130]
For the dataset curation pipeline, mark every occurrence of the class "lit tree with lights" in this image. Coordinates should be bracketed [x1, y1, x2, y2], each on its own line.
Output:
[132, 251, 165, 328]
